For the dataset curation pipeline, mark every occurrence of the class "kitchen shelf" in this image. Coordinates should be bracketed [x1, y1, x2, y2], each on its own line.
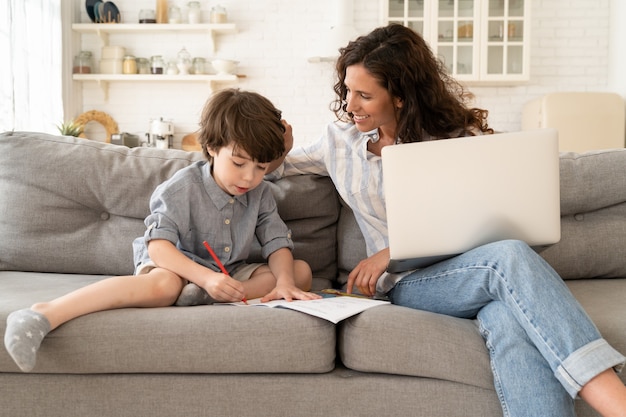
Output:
[72, 73, 239, 81]
[72, 23, 237, 52]
[73, 73, 240, 99]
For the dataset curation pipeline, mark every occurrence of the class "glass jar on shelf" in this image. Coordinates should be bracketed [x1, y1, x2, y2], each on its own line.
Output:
[210, 5, 227, 23]
[188, 1, 201, 24]
[150, 55, 165, 74]
[138, 9, 156, 23]
[168, 5, 181, 23]
[166, 61, 179, 75]
[192, 57, 207, 74]
[177, 47, 192, 74]
[122, 55, 137, 74]
[73, 51, 92, 74]
[136, 57, 150, 74]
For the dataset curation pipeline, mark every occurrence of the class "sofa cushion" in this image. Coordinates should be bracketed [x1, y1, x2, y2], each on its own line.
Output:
[336, 199, 367, 288]
[0, 271, 336, 374]
[0, 132, 340, 285]
[540, 204, 626, 279]
[567, 279, 626, 360]
[0, 132, 203, 275]
[338, 304, 494, 390]
[248, 174, 340, 289]
[558, 149, 626, 215]
[539, 149, 626, 279]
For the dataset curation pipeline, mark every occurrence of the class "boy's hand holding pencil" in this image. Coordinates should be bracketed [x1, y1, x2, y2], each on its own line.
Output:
[203, 241, 248, 304]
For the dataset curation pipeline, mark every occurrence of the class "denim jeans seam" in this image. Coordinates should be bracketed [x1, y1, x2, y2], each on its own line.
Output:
[477, 318, 511, 417]
[483, 262, 567, 372]
[393, 263, 494, 287]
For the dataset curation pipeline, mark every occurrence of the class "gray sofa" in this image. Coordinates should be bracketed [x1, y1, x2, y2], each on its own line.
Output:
[1, 131, 625, 417]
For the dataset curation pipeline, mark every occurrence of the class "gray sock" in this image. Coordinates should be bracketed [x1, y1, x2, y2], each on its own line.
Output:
[175, 283, 215, 306]
[4, 309, 51, 372]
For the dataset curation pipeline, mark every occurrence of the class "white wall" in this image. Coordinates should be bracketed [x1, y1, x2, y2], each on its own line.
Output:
[71, 0, 613, 147]
[608, 0, 626, 97]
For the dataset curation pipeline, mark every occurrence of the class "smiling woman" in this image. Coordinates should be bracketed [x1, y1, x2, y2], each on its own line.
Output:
[0, 0, 63, 133]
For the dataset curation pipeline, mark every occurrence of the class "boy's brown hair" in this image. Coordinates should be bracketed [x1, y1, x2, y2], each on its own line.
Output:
[198, 88, 285, 163]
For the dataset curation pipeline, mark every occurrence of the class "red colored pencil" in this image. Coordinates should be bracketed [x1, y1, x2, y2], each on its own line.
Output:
[203, 241, 248, 304]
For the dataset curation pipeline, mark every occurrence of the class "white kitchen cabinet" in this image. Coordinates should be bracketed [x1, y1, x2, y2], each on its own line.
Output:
[382, 0, 530, 84]
[71, 23, 240, 98]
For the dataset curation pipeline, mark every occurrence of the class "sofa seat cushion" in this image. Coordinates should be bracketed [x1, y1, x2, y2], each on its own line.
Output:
[338, 304, 494, 391]
[339, 280, 626, 388]
[0, 272, 336, 374]
[566, 279, 626, 363]
[567, 279, 626, 386]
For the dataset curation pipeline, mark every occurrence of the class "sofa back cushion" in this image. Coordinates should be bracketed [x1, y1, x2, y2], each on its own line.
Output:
[0, 132, 204, 275]
[0, 132, 339, 283]
[539, 149, 626, 279]
[247, 174, 340, 289]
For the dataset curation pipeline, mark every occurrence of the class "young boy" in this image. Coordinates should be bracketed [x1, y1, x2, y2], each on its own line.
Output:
[4, 88, 319, 372]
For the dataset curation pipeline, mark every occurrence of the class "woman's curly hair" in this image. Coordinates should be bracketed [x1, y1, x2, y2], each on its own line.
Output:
[332, 24, 493, 142]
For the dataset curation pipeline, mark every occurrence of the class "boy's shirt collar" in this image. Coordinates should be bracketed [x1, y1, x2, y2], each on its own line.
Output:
[201, 162, 249, 209]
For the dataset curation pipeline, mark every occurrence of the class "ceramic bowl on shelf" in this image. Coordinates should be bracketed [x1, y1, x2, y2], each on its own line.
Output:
[211, 59, 238, 75]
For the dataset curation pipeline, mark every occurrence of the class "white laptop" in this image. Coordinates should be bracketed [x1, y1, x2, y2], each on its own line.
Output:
[382, 129, 561, 273]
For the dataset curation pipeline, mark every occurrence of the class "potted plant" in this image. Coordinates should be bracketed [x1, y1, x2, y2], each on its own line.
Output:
[56, 121, 84, 137]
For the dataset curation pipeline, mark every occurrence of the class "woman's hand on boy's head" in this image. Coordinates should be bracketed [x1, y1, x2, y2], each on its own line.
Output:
[266, 120, 293, 174]
[281, 120, 293, 155]
[260, 284, 321, 303]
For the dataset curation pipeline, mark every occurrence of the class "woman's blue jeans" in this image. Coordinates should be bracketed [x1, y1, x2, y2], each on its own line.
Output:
[388, 240, 624, 417]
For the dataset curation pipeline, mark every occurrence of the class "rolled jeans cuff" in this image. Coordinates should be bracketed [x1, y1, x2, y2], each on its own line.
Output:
[555, 338, 625, 398]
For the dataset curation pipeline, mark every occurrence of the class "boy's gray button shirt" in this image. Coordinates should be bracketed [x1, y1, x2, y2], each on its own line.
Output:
[134, 161, 293, 273]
